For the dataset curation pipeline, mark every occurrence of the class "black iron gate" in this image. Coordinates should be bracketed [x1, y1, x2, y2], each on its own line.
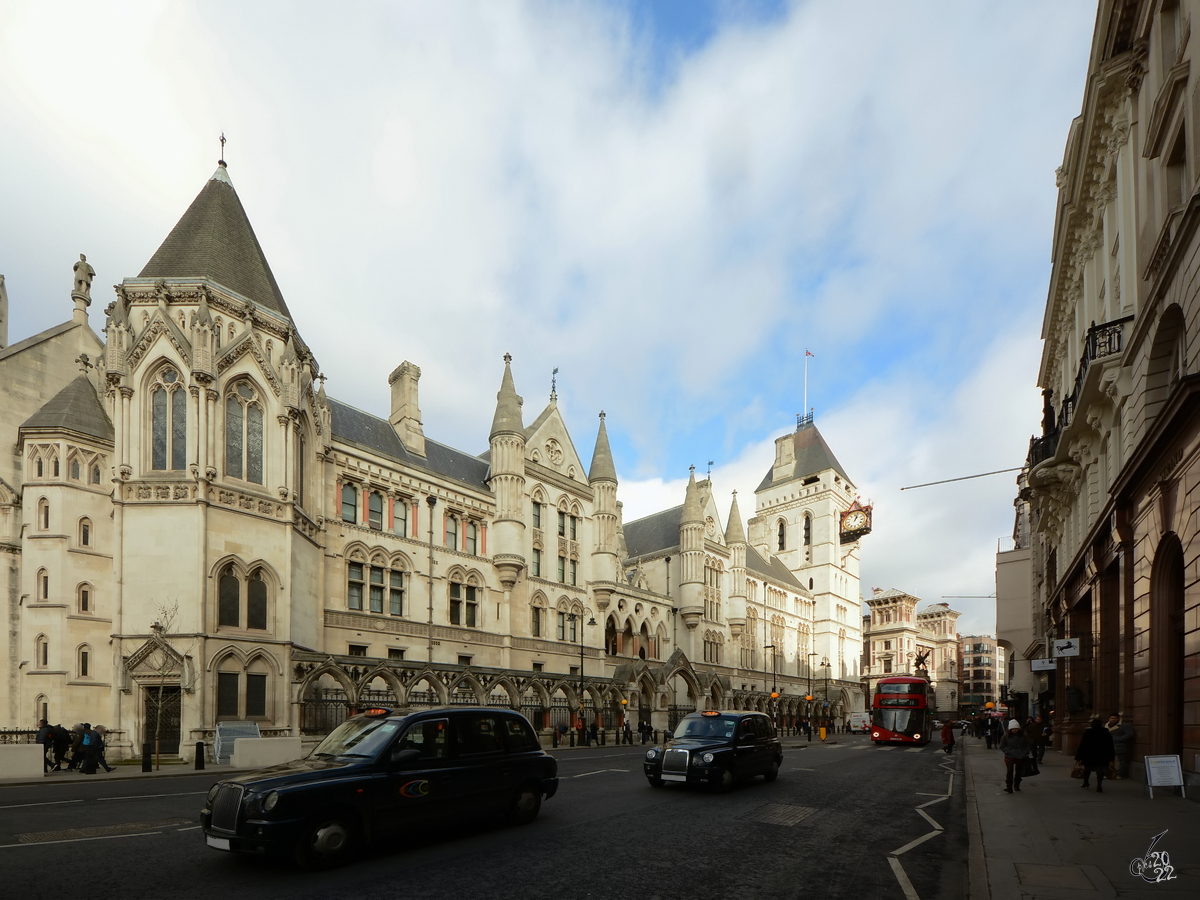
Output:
[520, 702, 545, 729]
[144, 686, 182, 754]
[667, 705, 693, 731]
[300, 699, 350, 735]
[549, 698, 573, 731]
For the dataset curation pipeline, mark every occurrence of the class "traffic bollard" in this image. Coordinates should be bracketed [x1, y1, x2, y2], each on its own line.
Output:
[569, 731, 575, 747]
[142, 743, 152, 773]
[194, 742, 205, 770]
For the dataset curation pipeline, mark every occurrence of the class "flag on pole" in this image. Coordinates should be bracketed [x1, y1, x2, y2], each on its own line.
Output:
[805, 350, 815, 357]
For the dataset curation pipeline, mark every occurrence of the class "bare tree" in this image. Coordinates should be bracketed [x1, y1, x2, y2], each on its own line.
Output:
[141, 602, 194, 771]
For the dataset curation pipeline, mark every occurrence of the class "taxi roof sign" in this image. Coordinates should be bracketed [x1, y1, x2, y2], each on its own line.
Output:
[701, 711, 721, 716]
[361, 708, 393, 717]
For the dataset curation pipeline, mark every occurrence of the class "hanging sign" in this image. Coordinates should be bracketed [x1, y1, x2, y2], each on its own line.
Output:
[1052, 638, 1080, 657]
[1030, 658, 1056, 672]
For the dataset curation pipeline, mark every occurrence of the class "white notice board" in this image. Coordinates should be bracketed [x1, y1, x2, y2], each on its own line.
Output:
[1030, 658, 1056, 672]
[1145, 755, 1186, 798]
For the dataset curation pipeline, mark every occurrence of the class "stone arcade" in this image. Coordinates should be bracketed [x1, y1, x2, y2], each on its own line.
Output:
[0, 163, 865, 757]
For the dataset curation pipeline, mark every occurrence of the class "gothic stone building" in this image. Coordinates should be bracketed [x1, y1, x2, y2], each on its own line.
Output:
[0, 163, 865, 758]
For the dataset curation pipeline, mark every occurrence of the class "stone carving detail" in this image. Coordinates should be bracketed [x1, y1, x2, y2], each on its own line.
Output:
[544, 439, 564, 466]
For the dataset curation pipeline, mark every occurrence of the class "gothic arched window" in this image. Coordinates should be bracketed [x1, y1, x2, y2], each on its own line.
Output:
[248, 569, 269, 630]
[777, 520, 786, 551]
[225, 381, 264, 484]
[803, 514, 812, 546]
[91, 465, 102, 484]
[368, 491, 384, 530]
[151, 365, 187, 471]
[341, 483, 357, 523]
[219, 565, 240, 628]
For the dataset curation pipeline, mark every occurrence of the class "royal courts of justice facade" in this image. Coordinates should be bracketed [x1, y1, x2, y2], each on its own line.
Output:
[0, 163, 867, 756]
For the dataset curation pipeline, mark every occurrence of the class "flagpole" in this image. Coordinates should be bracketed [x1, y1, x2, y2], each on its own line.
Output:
[804, 353, 808, 418]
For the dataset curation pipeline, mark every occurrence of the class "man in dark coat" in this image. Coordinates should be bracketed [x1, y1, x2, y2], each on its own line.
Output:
[1075, 717, 1116, 792]
[1106, 714, 1134, 779]
[35, 719, 53, 772]
[50, 724, 71, 770]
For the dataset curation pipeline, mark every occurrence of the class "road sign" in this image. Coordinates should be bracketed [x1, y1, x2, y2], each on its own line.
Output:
[1052, 639, 1080, 658]
[1030, 658, 1056, 672]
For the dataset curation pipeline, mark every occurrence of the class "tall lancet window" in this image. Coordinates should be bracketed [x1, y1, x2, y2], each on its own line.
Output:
[226, 381, 264, 484]
[151, 366, 187, 470]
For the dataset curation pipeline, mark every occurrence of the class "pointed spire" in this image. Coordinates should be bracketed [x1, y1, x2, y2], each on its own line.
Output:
[682, 465, 702, 524]
[281, 330, 298, 364]
[588, 411, 617, 483]
[489, 353, 524, 439]
[195, 288, 213, 326]
[317, 373, 328, 407]
[724, 490, 746, 544]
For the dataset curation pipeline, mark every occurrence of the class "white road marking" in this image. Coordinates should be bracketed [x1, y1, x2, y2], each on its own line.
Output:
[0, 799, 85, 810]
[915, 796, 947, 810]
[176, 825, 201, 831]
[570, 769, 629, 778]
[96, 791, 207, 802]
[906, 747, 923, 753]
[0, 831, 161, 849]
[887, 857, 921, 900]
[890, 829, 942, 857]
[916, 808, 943, 831]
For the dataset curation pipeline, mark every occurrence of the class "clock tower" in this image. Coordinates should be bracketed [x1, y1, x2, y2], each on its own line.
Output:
[747, 414, 868, 683]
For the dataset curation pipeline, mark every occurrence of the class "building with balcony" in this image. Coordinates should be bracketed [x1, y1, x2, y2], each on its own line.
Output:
[957, 635, 1006, 715]
[1017, 0, 1200, 784]
[0, 161, 866, 756]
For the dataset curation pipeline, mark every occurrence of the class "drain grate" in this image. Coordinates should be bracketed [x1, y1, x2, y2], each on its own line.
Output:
[741, 803, 819, 827]
[17, 818, 190, 844]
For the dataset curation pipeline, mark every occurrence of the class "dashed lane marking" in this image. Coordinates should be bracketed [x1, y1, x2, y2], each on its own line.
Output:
[569, 769, 629, 778]
[0, 831, 162, 850]
[0, 799, 85, 810]
[887, 857, 921, 900]
[15, 818, 192, 844]
[97, 791, 207, 802]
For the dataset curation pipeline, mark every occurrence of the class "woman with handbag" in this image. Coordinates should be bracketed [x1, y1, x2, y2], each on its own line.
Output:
[1075, 718, 1116, 792]
[998, 719, 1030, 793]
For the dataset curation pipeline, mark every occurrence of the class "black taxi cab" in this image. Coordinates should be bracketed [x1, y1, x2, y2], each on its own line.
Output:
[200, 707, 557, 867]
[643, 710, 782, 792]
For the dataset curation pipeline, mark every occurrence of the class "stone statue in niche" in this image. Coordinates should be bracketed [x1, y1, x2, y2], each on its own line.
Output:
[73, 254, 95, 299]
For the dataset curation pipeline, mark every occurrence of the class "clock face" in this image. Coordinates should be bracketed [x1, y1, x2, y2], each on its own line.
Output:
[843, 510, 868, 532]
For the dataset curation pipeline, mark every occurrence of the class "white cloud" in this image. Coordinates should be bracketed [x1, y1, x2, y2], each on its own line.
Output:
[0, 0, 1095, 635]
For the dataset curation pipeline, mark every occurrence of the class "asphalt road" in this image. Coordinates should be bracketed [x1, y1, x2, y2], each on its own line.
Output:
[0, 735, 966, 900]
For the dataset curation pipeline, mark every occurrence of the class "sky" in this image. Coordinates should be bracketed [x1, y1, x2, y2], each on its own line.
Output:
[0, 0, 1099, 636]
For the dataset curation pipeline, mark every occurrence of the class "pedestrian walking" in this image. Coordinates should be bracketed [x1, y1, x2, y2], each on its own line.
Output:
[35, 719, 53, 772]
[984, 718, 995, 749]
[588, 721, 598, 746]
[1106, 713, 1134, 779]
[66, 723, 86, 771]
[998, 719, 1030, 794]
[941, 720, 955, 754]
[92, 725, 115, 773]
[80, 723, 99, 774]
[50, 724, 70, 770]
[1034, 715, 1050, 763]
[623, 720, 632, 744]
[1076, 717, 1116, 792]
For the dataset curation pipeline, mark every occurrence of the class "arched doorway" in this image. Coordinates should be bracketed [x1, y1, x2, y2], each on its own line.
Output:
[1150, 533, 1185, 756]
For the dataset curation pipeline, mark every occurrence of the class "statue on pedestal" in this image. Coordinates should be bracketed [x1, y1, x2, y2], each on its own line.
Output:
[73, 254, 95, 300]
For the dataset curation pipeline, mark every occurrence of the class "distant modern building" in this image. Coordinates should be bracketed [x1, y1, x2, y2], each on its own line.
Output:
[861, 589, 960, 719]
[1015, 1, 1199, 783]
[958, 635, 1005, 714]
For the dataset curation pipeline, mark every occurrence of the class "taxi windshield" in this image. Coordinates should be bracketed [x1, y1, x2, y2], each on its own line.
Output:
[310, 716, 405, 759]
[673, 716, 738, 740]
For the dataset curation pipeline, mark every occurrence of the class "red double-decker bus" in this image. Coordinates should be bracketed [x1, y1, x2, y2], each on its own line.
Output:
[871, 676, 932, 744]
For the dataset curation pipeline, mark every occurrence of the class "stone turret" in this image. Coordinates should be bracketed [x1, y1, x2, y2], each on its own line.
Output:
[488, 354, 526, 590]
[588, 412, 619, 609]
[725, 491, 747, 637]
[678, 467, 705, 630]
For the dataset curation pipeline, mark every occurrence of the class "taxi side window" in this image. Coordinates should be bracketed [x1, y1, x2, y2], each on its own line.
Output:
[398, 718, 449, 759]
[502, 716, 539, 752]
[454, 714, 504, 755]
[739, 719, 756, 739]
[752, 717, 773, 739]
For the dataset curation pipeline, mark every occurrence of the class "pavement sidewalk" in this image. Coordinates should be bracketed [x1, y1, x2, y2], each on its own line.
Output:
[964, 737, 1199, 899]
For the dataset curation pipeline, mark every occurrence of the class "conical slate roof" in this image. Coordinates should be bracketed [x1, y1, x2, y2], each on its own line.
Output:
[756, 420, 851, 491]
[588, 412, 617, 483]
[21, 375, 114, 443]
[724, 491, 746, 543]
[489, 354, 524, 439]
[139, 164, 292, 319]
[682, 468, 702, 524]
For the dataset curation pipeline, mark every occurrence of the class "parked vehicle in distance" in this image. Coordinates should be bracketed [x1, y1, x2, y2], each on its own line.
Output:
[847, 712, 871, 733]
[643, 711, 782, 792]
[200, 707, 557, 868]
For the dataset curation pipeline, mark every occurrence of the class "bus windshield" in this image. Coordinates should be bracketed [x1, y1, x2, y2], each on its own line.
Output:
[872, 709, 927, 737]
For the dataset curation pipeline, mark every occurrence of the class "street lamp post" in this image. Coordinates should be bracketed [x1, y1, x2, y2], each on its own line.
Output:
[567, 609, 597, 743]
[821, 656, 832, 730]
[764, 644, 778, 729]
[806, 652, 819, 741]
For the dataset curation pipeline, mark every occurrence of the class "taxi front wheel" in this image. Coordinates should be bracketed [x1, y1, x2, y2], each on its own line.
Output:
[294, 814, 356, 869]
[764, 760, 780, 782]
[508, 783, 542, 825]
[714, 767, 735, 793]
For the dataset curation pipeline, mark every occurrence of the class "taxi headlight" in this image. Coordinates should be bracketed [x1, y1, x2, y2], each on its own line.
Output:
[206, 784, 220, 805]
[263, 791, 280, 812]
[701, 752, 715, 764]
[645, 749, 659, 760]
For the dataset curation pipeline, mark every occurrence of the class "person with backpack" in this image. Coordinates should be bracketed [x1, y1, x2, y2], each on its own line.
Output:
[66, 724, 86, 771]
[80, 723, 98, 774]
[93, 725, 115, 773]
